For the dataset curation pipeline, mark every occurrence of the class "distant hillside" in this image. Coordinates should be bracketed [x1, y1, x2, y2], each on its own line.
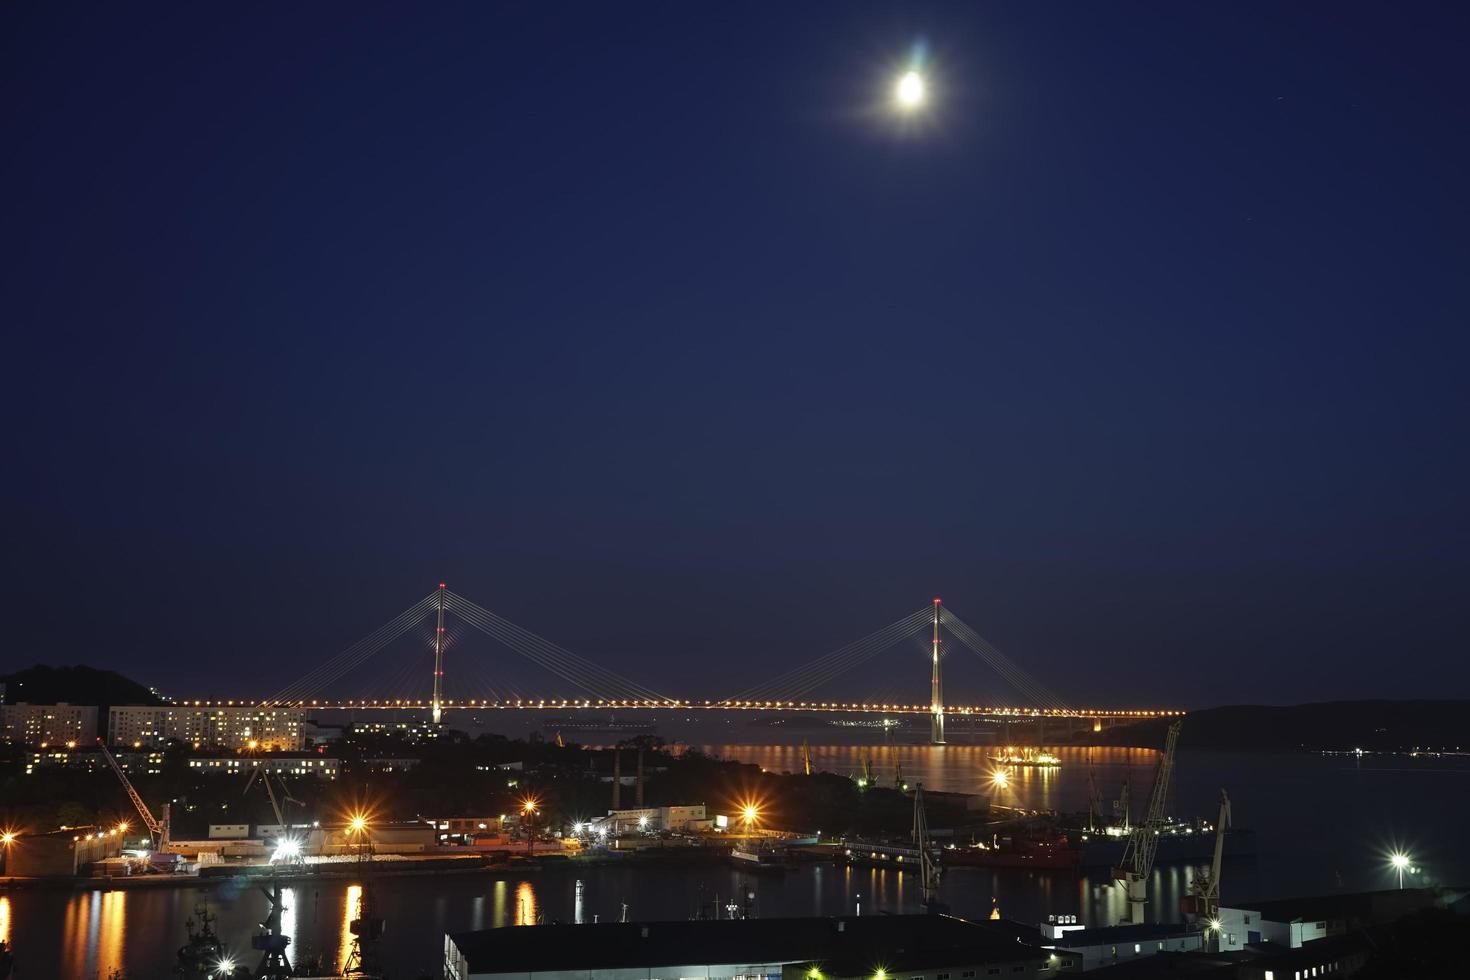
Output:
[1095, 700, 1470, 752]
[0, 664, 165, 709]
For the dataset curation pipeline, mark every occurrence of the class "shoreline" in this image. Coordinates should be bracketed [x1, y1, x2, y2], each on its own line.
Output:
[0, 847, 739, 892]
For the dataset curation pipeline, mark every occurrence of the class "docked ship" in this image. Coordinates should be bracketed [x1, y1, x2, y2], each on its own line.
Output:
[540, 714, 655, 734]
[837, 838, 938, 872]
[175, 906, 230, 979]
[944, 830, 1079, 870]
[730, 844, 793, 873]
[542, 716, 656, 737]
[990, 747, 1061, 767]
[1062, 816, 1257, 867]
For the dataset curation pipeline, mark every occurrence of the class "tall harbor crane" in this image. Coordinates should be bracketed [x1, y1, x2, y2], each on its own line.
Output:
[912, 783, 945, 913]
[1185, 789, 1232, 949]
[97, 738, 173, 853]
[1087, 751, 1103, 833]
[1113, 721, 1182, 924]
[244, 765, 305, 866]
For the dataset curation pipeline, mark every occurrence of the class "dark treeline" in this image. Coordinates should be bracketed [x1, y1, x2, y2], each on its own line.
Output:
[1096, 701, 1470, 752]
[0, 731, 967, 839]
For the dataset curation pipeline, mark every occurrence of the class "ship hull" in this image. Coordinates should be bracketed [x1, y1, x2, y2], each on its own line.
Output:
[1071, 828, 1256, 867]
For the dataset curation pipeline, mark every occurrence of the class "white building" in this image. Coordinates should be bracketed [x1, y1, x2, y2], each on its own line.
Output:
[109, 705, 305, 750]
[187, 754, 339, 779]
[1038, 921, 1201, 971]
[0, 702, 99, 746]
[596, 804, 708, 833]
[1217, 888, 1450, 952]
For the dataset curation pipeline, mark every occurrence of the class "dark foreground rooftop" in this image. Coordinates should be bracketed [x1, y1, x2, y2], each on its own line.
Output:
[449, 914, 1048, 975]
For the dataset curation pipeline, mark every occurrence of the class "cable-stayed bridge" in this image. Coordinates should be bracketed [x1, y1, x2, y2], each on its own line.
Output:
[185, 586, 1178, 743]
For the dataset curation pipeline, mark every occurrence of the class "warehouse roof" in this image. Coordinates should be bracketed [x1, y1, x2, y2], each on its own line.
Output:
[449, 914, 1046, 975]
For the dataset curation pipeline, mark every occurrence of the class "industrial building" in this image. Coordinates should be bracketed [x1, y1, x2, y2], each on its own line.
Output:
[108, 704, 305, 750]
[1036, 921, 1201, 971]
[444, 915, 1073, 980]
[1, 826, 123, 877]
[0, 702, 99, 746]
[596, 805, 709, 833]
[1216, 888, 1460, 951]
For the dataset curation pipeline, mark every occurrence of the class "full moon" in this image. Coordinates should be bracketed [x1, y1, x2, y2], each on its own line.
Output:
[895, 70, 925, 109]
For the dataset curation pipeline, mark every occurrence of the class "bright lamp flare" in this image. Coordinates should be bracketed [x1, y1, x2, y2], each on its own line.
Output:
[895, 70, 925, 108]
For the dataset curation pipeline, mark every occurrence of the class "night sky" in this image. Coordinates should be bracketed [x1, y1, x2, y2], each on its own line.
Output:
[4, 3, 1467, 708]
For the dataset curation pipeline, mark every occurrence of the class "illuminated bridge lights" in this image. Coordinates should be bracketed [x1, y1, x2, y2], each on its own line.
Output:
[182, 699, 1182, 716]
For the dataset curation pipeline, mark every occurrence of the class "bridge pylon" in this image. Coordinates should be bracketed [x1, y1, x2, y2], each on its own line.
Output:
[930, 597, 945, 745]
[431, 583, 446, 724]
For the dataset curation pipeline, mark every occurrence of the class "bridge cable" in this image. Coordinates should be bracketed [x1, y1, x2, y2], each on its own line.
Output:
[443, 591, 672, 704]
[258, 592, 439, 707]
[443, 595, 641, 702]
[723, 613, 928, 703]
[724, 607, 934, 703]
[942, 610, 1070, 711]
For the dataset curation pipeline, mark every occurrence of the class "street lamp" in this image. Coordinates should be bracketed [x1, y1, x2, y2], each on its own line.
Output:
[522, 797, 540, 854]
[1390, 852, 1411, 889]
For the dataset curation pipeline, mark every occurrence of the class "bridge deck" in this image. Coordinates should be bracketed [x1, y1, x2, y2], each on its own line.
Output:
[172, 698, 1180, 719]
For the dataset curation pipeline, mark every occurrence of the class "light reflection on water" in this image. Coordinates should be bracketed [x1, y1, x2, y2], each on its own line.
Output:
[492, 878, 508, 927]
[699, 743, 1161, 810]
[99, 890, 126, 975]
[6, 750, 1467, 979]
[280, 885, 297, 956]
[514, 881, 537, 925]
[339, 883, 362, 974]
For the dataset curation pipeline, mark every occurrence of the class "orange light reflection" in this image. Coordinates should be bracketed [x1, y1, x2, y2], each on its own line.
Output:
[339, 884, 362, 973]
[514, 881, 537, 926]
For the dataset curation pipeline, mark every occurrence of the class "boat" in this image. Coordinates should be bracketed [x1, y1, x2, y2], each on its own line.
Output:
[731, 845, 793, 873]
[944, 831, 1079, 870]
[542, 716, 655, 736]
[1062, 816, 1257, 867]
[990, 747, 1061, 767]
[837, 839, 935, 871]
[175, 905, 230, 979]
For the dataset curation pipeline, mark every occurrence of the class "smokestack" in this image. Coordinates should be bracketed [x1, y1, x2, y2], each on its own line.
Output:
[612, 749, 621, 810]
[636, 748, 645, 807]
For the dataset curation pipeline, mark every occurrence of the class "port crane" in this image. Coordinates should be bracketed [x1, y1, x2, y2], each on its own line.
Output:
[243, 765, 304, 865]
[1184, 789, 1232, 949]
[1087, 751, 1103, 833]
[96, 738, 173, 853]
[1113, 720, 1182, 924]
[912, 783, 946, 913]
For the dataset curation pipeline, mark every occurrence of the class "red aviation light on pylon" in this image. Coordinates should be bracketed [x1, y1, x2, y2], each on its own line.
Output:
[439, 582, 447, 589]
[933, 597, 942, 605]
